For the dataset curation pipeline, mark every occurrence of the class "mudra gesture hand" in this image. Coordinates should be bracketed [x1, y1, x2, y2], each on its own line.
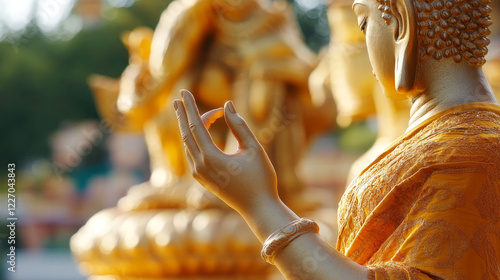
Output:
[173, 89, 278, 213]
[174, 89, 366, 279]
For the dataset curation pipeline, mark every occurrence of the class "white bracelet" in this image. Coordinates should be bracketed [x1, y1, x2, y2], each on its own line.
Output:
[261, 218, 319, 264]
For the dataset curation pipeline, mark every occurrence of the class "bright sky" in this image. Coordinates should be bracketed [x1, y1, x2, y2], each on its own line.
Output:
[295, 0, 324, 10]
[0, 0, 37, 31]
[0, 0, 77, 38]
[0, 0, 140, 41]
[0, 0, 318, 41]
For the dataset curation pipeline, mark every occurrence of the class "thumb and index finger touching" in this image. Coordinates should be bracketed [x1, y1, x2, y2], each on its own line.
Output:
[175, 89, 260, 153]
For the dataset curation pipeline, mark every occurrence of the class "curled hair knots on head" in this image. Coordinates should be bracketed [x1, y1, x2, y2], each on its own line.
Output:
[374, 0, 493, 66]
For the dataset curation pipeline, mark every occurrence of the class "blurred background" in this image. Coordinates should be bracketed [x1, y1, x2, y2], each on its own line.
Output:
[0, 0, 377, 279]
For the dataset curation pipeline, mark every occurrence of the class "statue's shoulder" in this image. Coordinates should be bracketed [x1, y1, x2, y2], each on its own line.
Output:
[361, 103, 500, 177]
[412, 103, 500, 166]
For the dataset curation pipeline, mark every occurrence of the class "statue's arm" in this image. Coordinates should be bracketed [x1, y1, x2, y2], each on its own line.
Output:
[174, 90, 368, 280]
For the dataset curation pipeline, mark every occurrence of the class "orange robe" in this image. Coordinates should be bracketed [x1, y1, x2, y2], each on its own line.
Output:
[337, 103, 500, 279]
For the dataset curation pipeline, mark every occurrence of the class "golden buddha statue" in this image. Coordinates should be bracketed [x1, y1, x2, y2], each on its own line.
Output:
[310, 0, 412, 185]
[173, 0, 500, 278]
[72, 0, 337, 279]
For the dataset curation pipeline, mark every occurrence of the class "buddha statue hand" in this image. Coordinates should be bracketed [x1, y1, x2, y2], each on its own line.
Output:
[173, 89, 279, 214]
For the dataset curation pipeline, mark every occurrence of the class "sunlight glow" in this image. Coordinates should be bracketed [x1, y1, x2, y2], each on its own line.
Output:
[0, 0, 36, 31]
[295, 0, 324, 10]
[36, 0, 77, 33]
[0, 0, 78, 40]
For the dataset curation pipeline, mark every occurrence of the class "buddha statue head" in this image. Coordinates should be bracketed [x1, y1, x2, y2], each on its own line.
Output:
[352, 0, 493, 99]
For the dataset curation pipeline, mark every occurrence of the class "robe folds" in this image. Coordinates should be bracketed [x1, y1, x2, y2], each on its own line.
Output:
[337, 103, 500, 279]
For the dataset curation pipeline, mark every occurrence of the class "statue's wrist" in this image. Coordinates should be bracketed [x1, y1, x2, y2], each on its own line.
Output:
[238, 195, 300, 243]
[238, 193, 281, 218]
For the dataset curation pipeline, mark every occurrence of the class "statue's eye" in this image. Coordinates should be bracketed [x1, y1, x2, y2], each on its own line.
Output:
[360, 16, 368, 34]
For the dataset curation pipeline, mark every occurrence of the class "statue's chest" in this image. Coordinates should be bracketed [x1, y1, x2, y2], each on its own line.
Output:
[337, 142, 415, 246]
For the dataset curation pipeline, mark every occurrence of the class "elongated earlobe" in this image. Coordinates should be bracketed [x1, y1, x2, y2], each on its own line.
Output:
[391, 0, 418, 95]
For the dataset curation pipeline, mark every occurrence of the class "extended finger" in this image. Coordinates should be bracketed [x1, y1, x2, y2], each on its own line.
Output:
[202, 108, 224, 130]
[173, 99, 201, 162]
[181, 90, 217, 152]
[224, 101, 261, 150]
[184, 144, 195, 171]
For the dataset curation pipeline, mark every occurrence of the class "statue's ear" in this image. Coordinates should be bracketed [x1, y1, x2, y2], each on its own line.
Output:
[390, 0, 418, 94]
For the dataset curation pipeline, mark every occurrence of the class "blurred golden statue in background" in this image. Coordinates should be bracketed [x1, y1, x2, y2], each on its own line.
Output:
[72, 0, 337, 279]
[309, 0, 411, 186]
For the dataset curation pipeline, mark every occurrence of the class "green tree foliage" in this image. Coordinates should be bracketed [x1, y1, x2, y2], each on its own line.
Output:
[291, 1, 330, 53]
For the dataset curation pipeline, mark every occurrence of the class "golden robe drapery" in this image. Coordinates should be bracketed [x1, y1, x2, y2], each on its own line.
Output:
[337, 103, 500, 279]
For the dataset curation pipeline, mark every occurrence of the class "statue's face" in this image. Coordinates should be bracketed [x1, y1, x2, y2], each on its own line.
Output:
[352, 0, 403, 100]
